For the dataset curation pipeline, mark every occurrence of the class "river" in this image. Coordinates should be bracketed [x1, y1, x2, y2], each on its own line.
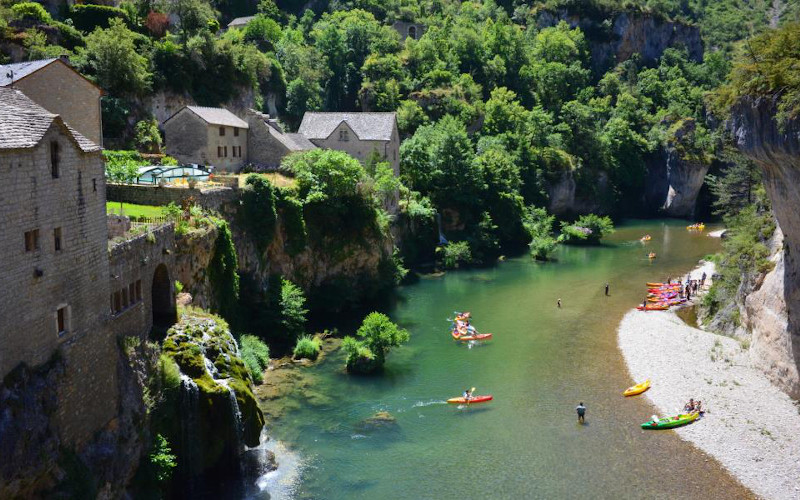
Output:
[257, 219, 753, 499]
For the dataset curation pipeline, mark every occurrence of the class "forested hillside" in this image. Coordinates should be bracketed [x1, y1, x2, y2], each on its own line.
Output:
[1, 0, 797, 264]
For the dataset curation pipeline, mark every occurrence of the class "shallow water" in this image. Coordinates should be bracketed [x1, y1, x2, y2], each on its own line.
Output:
[260, 220, 753, 499]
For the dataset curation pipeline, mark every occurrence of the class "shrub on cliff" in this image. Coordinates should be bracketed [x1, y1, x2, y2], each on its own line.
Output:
[11, 2, 51, 23]
[559, 214, 615, 244]
[240, 174, 277, 254]
[342, 312, 409, 374]
[208, 219, 240, 320]
[438, 241, 472, 269]
[293, 335, 321, 361]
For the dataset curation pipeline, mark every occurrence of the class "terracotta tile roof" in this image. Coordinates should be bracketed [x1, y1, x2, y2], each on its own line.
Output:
[298, 112, 397, 141]
[0, 87, 100, 152]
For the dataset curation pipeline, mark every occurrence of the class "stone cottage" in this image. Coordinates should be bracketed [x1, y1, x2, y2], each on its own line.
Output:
[0, 56, 103, 146]
[245, 109, 316, 169]
[298, 112, 400, 175]
[163, 106, 249, 171]
[226, 15, 255, 31]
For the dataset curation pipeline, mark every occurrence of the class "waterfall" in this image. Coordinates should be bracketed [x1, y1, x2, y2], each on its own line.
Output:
[436, 212, 448, 245]
[178, 374, 202, 491]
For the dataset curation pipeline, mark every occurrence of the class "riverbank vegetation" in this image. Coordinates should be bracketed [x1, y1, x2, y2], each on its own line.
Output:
[342, 312, 409, 374]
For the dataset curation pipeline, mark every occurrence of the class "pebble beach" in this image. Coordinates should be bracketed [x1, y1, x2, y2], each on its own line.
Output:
[618, 262, 800, 500]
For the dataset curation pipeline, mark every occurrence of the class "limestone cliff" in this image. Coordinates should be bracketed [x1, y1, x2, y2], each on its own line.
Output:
[643, 120, 712, 217]
[536, 9, 702, 73]
[729, 96, 800, 398]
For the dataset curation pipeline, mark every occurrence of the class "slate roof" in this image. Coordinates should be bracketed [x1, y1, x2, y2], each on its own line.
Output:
[165, 106, 249, 128]
[0, 87, 100, 152]
[271, 129, 317, 151]
[298, 112, 397, 141]
[228, 16, 255, 28]
[0, 58, 57, 86]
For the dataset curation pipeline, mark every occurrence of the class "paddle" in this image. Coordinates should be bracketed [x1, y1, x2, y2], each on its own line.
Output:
[467, 387, 476, 405]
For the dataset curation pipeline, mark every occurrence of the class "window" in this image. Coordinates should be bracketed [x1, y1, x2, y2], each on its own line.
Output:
[122, 287, 129, 308]
[114, 291, 122, 314]
[50, 141, 59, 178]
[218, 146, 223, 157]
[92, 178, 97, 192]
[339, 130, 349, 142]
[224, 146, 228, 157]
[234, 127, 239, 137]
[129, 283, 136, 303]
[53, 227, 62, 251]
[135, 280, 142, 301]
[56, 305, 69, 336]
[219, 126, 226, 136]
[24, 229, 39, 252]
[232, 146, 237, 158]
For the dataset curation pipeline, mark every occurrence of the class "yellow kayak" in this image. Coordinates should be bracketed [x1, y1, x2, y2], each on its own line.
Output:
[623, 379, 651, 397]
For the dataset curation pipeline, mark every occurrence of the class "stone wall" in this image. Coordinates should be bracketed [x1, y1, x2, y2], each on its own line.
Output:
[245, 110, 292, 169]
[14, 59, 103, 146]
[163, 109, 208, 167]
[107, 224, 177, 340]
[172, 224, 220, 310]
[107, 183, 238, 211]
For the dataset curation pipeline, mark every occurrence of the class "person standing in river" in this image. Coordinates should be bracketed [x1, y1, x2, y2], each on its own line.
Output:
[605, 283, 609, 296]
[576, 402, 586, 423]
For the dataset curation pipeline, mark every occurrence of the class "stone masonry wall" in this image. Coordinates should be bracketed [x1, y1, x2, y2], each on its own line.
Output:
[314, 121, 400, 174]
[107, 224, 177, 341]
[0, 123, 113, 445]
[107, 183, 238, 212]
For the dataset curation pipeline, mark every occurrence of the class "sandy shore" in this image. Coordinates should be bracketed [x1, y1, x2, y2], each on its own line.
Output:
[618, 261, 800, 500]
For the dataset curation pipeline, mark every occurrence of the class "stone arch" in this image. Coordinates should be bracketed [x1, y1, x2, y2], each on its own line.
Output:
[152, 263, 176, 334]
[408, 25, 417, 40]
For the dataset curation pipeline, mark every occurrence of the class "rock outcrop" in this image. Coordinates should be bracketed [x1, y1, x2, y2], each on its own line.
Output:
[536, 9, 702, 73]
[729, 96, 800, 398]
[643, 120, 712, 217]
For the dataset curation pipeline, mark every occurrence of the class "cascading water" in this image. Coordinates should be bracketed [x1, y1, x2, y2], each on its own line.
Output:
[435, 212, 448, 245]
[178, 374, 202, 494]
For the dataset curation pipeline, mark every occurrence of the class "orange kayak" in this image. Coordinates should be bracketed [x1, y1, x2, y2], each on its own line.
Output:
[447, 395, 493, 404]
[637, 304, 668, 311]
[452, 331, 492, 341]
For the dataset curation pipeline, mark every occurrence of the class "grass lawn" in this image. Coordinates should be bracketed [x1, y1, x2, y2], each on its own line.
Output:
[237, 172, 296, 189]
[107, 202, 164, 218]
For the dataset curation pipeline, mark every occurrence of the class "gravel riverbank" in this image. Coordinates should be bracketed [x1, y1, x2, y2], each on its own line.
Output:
[618, 262, 800, 500]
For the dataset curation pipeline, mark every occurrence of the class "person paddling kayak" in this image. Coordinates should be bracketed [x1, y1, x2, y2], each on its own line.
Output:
[576, 402, 586, 423]
[463, 388, 473, 401]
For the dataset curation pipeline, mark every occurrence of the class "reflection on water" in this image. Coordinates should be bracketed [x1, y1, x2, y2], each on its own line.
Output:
[258, 220, 753, 499]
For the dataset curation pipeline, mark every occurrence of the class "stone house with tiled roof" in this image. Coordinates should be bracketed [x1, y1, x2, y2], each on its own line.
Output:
[298, 112, 400, 174]
[0, 56, 103, 146]
[163, 105, 249, 171]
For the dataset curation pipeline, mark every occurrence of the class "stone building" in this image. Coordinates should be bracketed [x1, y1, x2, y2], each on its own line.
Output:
[0, 87, 117, 444]
[163, 106, 249, 171]
[0, 56, 104, 146]
[226, 15, 255, 31]
[245, 109, 316, 169]
[391, 21, 426, 41]
[298, 112, 400, 175]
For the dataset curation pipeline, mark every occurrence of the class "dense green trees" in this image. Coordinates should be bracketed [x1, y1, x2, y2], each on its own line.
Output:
[342, 312, 409, 373]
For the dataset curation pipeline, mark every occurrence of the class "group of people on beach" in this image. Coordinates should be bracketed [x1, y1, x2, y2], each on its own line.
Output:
[661, 272, 707, 300]
[683, 398, 705, 415]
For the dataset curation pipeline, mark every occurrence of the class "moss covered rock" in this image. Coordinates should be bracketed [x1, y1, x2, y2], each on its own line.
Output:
[156, 310, 264, 480]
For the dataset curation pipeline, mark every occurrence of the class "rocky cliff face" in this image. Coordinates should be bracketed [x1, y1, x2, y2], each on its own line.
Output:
[536, 9, 703, 73]
[729, 96, 800, 398]
[643, 120, 712, 217]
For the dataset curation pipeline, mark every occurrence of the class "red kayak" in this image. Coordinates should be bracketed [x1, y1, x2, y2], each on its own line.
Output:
[447, 395, 493, 404]
[452, 330, 493, 341]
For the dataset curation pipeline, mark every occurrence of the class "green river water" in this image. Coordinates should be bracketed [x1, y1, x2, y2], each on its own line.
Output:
[259, 219, 753, 499]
